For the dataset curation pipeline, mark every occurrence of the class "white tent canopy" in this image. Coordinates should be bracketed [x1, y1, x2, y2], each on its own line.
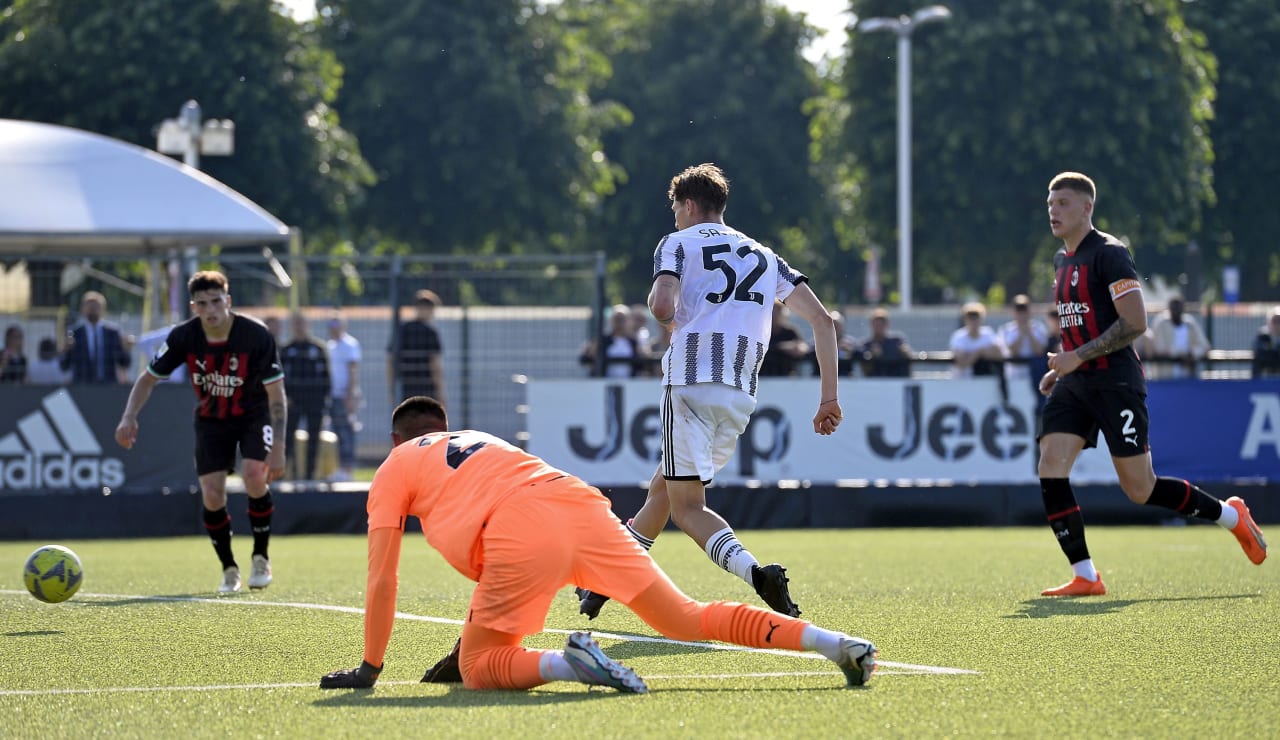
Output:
[0, 119, 290, 254]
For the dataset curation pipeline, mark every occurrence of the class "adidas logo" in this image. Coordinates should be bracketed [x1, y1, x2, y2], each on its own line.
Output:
[0, 390, 125, 490]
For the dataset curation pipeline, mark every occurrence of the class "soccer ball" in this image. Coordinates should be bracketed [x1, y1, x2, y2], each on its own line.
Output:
[23, 545, 84, 603]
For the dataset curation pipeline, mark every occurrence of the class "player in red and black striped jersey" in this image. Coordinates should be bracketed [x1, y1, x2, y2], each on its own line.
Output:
[115, 271, 288, 594]
[1035, 173, 1266, 596]
[1051, 230, 1145, 391]
[150, 308, 283, 421]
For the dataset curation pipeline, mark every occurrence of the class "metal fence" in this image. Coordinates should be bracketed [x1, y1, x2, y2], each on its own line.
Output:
[2, 252, 606, 464]
[221, 252, 607, 458]
[2, 249, 1276, 467]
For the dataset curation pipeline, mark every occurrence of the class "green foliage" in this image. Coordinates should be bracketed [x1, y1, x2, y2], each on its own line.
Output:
[1184, 0, 1280, 300]
[806, 70, 871, 306]
[0, 0, 372, 234]
[845, 0, 1215, 303]
[575, 0, 836, 302]
[6, 0, 1279, 307]
[317, 0, 623, 257]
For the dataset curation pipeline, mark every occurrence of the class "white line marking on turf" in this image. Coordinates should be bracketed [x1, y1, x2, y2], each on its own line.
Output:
[1, 589, 978, 678]
[0, 682, 320, 696]
[0, 669, 938, 697]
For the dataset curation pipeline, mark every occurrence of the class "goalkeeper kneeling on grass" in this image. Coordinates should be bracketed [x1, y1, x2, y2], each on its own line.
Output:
[320, 396, 877, 693]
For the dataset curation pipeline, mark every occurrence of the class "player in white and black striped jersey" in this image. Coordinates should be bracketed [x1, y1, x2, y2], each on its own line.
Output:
[576, 163, 844, 621]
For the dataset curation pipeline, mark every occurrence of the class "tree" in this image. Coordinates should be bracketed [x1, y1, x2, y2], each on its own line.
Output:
[317, 0, 623, 258]
[0, 0, 372, 235]
[1184, 1, 1280, 300]
[844, 0, 1214, 304]
[577, 0, 837, 302]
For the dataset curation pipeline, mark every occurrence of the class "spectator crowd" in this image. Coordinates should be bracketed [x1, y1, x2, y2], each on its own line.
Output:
[4, 286, 1276, 484]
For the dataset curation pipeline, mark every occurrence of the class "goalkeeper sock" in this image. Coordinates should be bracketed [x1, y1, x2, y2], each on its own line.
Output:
[698, 599, 805, 649]
[801, 625, 846, 662]
[538, 652, 579, 682]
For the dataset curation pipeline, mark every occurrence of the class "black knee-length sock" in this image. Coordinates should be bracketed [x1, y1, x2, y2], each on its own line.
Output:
[1040, 478, 1091, 564]
[248, 492, 274, 559]
[1145, 477, 1223, 521]
[203, 507, 236, 569]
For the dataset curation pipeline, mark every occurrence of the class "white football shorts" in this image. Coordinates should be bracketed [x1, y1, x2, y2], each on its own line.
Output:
[660, 382, 756, 483]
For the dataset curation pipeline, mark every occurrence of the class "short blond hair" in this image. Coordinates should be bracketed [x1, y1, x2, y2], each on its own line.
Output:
[1048, 171, 1096, 201]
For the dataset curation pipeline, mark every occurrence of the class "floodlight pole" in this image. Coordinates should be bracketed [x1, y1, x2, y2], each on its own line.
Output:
[176, 101, 203, 285]
[156, 100, 235, 321]
[178, 100, 202, 171]
[858, 6, 950, 310]
[177, 102, 203, 297]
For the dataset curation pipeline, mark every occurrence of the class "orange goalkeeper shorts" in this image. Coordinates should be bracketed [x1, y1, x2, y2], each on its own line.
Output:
[465, 476, 660, 635]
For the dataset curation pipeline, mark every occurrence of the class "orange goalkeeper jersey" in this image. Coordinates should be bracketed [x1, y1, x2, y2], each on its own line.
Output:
[367, 430, 570, 580]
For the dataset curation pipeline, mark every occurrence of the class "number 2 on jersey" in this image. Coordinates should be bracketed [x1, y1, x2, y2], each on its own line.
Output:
[416, 433, 488, 469]
[702, 244, 766, 305]
[445, 435, 487, 469]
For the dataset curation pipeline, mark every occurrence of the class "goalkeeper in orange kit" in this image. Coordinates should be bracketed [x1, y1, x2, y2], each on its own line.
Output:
[319, 396, 877, 692]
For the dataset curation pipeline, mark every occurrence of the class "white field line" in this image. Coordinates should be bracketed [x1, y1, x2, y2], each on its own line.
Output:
[0, 670, 938, 697]
[1, 589, 979, 689]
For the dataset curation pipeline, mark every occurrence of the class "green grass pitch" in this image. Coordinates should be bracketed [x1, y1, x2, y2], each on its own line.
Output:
[2, 527, 1277, 738]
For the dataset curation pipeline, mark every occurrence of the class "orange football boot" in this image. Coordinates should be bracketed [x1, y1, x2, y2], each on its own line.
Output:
[1041, 572, 1106, 597]
[1226, 497, 1267, 565]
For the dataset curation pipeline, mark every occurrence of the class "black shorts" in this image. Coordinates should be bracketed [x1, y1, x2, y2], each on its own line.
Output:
[194, 414, 275, 476]
[1039, 379, 1149, 458]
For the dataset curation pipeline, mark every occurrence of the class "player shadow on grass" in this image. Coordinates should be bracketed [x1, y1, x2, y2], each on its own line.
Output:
[72, 593, 210, 607]
[578, 633, 733, 661]
[312, 681, 860, 705]
[311, 687, 616, 708]
[1002, 593, 1259, 619]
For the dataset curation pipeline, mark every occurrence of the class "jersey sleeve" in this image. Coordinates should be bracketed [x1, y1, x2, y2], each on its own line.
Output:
[773, 252, 808, 303]
[361, 526, 403, 668]
[147, 325, 187, 379]
[255, 328, 285, 386]
[1099, 245, 1142, 303]
[367, 455, 413, 531]
[653, 234, 683, 279]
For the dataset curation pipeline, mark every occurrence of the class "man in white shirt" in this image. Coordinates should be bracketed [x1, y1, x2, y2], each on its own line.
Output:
[1150, 295, 1210, 379]
[950, 302, 1007, 378]
[575, 163, 845, 623]
[27, 337, 69, 384]
[999, 294, 1049, 384]
[326, 313, 363, 482]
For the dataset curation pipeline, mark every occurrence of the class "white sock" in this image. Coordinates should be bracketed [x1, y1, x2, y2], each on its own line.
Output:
[704, 527, 759, 584]
[801, 625, 845, 662]
[1071, 559, 1098, 581]
[539, 652, 579, 683]
[1217, 501, 1239, 529]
